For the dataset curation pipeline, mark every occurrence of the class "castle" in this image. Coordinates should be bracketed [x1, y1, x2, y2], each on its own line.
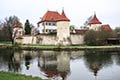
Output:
[14, 10, 111, 45]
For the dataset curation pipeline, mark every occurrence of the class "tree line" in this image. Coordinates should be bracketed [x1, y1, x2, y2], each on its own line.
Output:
[84, 26, 120, 46]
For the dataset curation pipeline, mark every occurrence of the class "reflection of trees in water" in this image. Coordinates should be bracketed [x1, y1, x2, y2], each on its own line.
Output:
[114, 51, 120, 65]
[0, 49, 35, 72]
[38, 51, 70, 80]
[0, 49, 22, 72]
[25, 54, 32, 70]
[9, 50, 23, 72]
[0, 49, 14, 69]
[84, 50, 113, 76]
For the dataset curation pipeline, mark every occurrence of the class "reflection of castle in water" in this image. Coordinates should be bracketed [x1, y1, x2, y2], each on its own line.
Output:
[2, 49, 119, 80]
[2, 50, 85, 79]
[38, 51, 70, 80]
[38, 50, 85, 80]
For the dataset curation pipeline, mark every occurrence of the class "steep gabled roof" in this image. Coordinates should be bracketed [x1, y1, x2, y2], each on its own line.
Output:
[88, 14, 102, 25]
[38, 10, 70, 23]
[101, 24, 111, 31]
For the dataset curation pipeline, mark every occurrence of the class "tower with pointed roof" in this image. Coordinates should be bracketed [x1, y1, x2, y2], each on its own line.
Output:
[57, 9, 70, 45]
[87, 13, 102, 31]
[85, 13, 111, 31]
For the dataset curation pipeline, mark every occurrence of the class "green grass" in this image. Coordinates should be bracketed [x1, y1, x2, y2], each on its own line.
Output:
[1, 41, 120, 50]
[0, 71, 43, 80]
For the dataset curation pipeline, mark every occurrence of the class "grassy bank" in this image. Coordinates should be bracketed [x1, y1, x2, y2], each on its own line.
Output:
[0, 71, 43, 80]
[0, 42, 120, 51]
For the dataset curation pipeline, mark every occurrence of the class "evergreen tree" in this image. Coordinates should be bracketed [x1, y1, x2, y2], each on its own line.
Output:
[24, 19, 31, 35]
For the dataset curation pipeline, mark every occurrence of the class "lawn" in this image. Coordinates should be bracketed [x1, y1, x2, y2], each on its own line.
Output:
[0, 71, 43, 80]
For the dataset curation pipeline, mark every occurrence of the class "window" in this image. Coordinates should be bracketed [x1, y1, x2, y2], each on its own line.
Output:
[45, 22, 56, 26]
[53, 30, 57, 32]
[49, 23, 51, 26]
[46, 22, 48, 26]
[49, 30, 51, 32]
[52, 22, 56, 26]
[46, 29, 49, 32]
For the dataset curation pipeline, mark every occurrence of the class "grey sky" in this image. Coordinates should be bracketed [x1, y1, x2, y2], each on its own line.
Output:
[0, 0, 120, 29]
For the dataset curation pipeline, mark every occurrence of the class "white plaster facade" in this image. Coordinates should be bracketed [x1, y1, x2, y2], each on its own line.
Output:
[22, 36, 37, 44]
[88, 24, 102, 31]
[38, 22, 57, 33]
[17, 34, 84, 45]
[57, 21, 70, 41]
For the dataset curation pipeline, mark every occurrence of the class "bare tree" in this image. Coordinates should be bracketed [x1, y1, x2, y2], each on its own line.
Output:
[2, 16, 22, 44]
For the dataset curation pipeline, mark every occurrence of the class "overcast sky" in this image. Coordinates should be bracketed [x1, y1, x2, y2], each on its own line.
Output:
[0, 0, 120, 29]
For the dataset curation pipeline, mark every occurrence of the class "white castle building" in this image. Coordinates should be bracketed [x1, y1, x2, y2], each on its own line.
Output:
[37, 10, 70, 45]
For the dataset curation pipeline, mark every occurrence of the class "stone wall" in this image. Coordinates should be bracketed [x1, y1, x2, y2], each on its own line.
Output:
[20, 34, 84, 45]
[70, 34, 84, 45]
[22, 35, 37, 44]
[36, 34, 57, 45]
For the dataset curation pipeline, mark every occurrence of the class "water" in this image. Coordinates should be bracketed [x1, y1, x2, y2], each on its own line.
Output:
[0, 49, 120, 80]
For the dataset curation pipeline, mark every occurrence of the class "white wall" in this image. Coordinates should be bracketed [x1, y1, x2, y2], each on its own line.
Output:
[20, 34, 84, 45]
[88, 24, 102, 31]
[70, 34, 84, 45]
[36, 34, 57, 45]
[22, 36, 37, 44]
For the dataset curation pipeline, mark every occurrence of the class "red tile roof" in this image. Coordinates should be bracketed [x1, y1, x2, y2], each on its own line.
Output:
[88, 14, 102, 25]
[101, 24, 111, 31]
[61, 10, 70, 21]
[38, 10, 70, 23]
[42, 68, 59, 77]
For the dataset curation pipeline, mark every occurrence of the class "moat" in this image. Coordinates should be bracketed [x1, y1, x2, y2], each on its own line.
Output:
[0, 49, 120, 80]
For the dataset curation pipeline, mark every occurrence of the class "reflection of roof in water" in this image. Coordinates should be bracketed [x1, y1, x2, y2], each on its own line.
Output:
[42, 68, 59, 77]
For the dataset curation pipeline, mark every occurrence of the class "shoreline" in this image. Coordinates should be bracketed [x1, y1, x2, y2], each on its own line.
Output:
[0, 44, 120, 51]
